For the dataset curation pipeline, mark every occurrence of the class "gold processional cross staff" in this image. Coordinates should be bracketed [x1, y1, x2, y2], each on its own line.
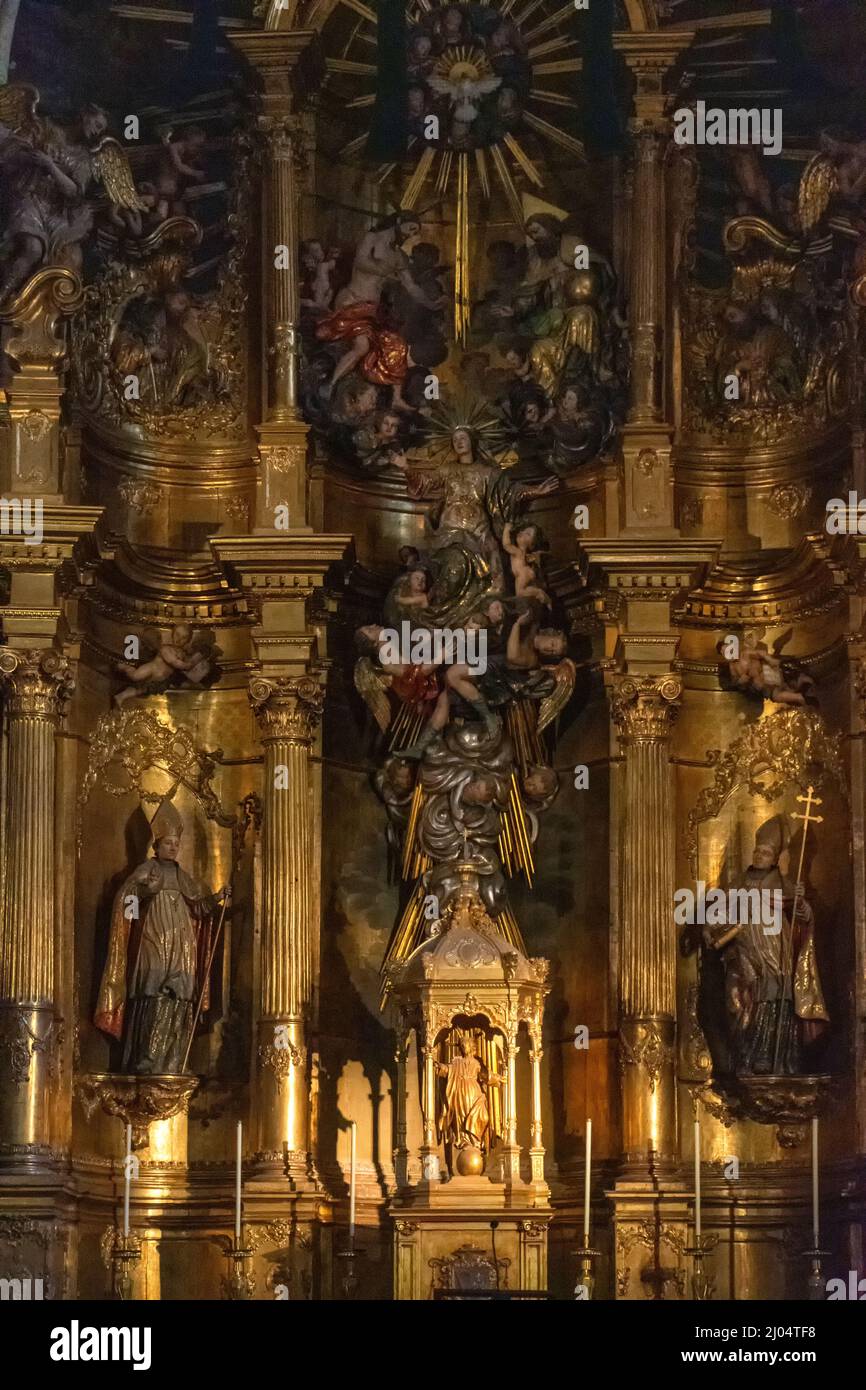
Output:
[772, 785, 823, 1075]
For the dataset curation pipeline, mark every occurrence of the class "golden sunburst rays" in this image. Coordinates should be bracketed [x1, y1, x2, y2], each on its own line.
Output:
[423, 390, 511, 464]
[325, 0, 585, 342]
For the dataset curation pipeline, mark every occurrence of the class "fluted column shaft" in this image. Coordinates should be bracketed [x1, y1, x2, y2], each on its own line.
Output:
[250, 673, 322, 1172]
[263, 117, 300, 422]
[627, 120, 666, 425]
[0, 648, 73, 1162]
[612, 674, 681, 1164]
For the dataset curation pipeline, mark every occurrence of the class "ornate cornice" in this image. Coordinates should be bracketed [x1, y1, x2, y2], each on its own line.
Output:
[0, 648, 74, 720]
[610, 674, 681, 740]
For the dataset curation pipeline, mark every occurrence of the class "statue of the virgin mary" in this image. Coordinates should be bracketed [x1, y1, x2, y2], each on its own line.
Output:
[95, 799, 230, 1075]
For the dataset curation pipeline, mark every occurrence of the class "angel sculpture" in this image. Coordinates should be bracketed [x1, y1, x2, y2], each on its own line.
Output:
[114, 624, 220, 707]
[720, 628, 817, 707]
[0, 86, 145, 302]
[797, 131, 866, 240]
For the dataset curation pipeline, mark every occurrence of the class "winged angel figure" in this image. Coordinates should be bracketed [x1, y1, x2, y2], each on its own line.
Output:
[797, 132, 866, 240]
[0, 84, 145, 302]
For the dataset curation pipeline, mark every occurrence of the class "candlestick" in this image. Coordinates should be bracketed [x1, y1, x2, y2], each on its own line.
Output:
[583, 1118, 592, 1241]
[694, 1117, 701, 1241]
[349, 1120, 357, 1246]
[123, 1123, 132, 1238]
[235, 1121, 242, 1243]
[811, 1116, 819, 1250]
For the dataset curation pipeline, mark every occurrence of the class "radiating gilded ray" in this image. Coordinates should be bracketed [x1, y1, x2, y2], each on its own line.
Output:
[524, 110, 585, 158]
[455, 151, 470, 344]
[377, 162, 397, 184]
[503, 132, 543, 188]
[346, 93, 376, 108]
[532, 58, 582, 75]
[474, 147, 490, 200]
[515, 0, 547, 26]
[436, 149, 453, 197]
[528, 37, 579, 58]
[490, 142, 524, 226]
[326, 57, 376, 75]
[338, 0, 376, 22]
[525, 3, 576, 44]
[402, 146, 436, 209]
[339, 132, 368, 159]
[529, 87, 574, 108]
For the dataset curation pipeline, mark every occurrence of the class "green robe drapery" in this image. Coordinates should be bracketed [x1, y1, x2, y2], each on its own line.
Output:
[96, 857, 218, 1073]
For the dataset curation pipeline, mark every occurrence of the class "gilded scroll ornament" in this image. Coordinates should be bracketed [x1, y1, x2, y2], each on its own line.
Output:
[77, 708, 236, 848]
[618, 1019, 675, 1094]
[685, 708, 846, 875]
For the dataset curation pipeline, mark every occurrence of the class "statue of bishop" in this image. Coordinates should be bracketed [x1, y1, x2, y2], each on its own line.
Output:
[96, 800, 230, 1075]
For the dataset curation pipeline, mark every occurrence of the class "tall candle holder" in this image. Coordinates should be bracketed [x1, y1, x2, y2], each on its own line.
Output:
[802, 1247, 829, 1300]
[110, 1230, 141, 1301]
[222, 1234, 255, 1300]
[572, 1237, 602, 1299]
[336, 1243, 364, 1299]
[686, 1237, 716, 1301]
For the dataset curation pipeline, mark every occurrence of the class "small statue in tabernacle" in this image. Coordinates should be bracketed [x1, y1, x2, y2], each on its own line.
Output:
[437, 1030, 503, 1160]
[705, 814, 827, 1076]
[95, 800, 230, 1074]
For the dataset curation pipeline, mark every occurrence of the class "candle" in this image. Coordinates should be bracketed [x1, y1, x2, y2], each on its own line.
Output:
[811, 1117, 820, 1250]
[583, 1119, 592, 1242]
[123, 1123, 132, 1238]
[349, 1121, 357, 1246]
[235, 1121, 242, 1243]
[694, 1118, 701, 1241]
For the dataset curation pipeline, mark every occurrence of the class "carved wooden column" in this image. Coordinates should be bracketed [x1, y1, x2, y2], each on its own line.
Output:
[611, 674, 681, 1166]
[616, 33, 692, 535]
[231, 28, 317, 532]
[0, 268, 84, 502]
[0, 648, 73, 1168]
[249, 672, 323, 1179]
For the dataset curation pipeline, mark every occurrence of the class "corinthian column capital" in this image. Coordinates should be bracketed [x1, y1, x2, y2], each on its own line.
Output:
[0, 648, 74, 720]
[610, 673, 681, 741]
[258, 113, 303, 168]
[249, 672, 324, 744]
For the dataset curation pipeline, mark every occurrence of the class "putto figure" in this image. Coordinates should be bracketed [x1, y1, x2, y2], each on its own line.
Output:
[95, 799, 230, 1074]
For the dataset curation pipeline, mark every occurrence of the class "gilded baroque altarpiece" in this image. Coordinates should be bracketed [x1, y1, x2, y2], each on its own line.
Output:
[0, 0, 863, 1304]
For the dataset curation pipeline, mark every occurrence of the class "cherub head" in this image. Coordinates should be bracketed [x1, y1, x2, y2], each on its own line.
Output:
[534, 628, 567, 660]
[171, 623, 192, 648]
[355, 624, 384, 656]
[405, 567, 431, 595]
[80, 103, 109, 143]
[523, 764, 558, 802]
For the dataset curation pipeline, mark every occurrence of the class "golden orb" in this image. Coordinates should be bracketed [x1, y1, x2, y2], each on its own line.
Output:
[455, 1145, 485, 1177]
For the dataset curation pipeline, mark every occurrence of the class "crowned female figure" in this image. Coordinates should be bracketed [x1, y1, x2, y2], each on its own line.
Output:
[96, 799, 229, 1075]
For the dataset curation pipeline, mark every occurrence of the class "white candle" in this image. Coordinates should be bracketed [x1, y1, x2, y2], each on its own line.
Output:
[235, 1121, 243, 1243]
[694, 1118, 701, 1241]
[583, 1119, 592, 1242]
[349, 1121, 357, 1246]
[123, 1123, 132, 1238]
[811, 1117, 819, 1250]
